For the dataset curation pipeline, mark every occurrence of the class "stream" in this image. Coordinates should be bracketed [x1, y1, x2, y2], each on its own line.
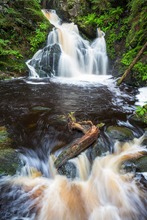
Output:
[0, 9, 147, 220]
[0, 76, 146, 220]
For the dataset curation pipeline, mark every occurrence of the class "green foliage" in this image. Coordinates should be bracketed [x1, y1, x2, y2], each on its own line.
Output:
[75, 0, 146, 85]
[128, 0, 146, 18]
[121, 47, 147, 83]
[136, 105, 147, 117]
[36, 0, 42, 3]
[134, 62, 147, 82]
[118, 0, 146, 85]
[0, 0, 146, 85]
[0, 39, 23, 58]
[121, 47, 140, 66]
[89, 0, 110, 12]
[76, 6, 125, 59]
[79, 7, 123, 29]
[126, 0, 146, 47]
[0, 0, 50, 74]
[29, 23, 49, 52]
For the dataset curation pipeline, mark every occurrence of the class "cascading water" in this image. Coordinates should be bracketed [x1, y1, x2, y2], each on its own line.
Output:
[0, 8, 147, 220]
[0, 135, 147, 220]
[0, 73, 147, 219]
[26, 10, 108, 78]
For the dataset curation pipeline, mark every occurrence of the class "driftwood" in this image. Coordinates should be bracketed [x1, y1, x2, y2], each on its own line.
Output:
[117, 42, 147, 86]
[54, 113, 100, 169]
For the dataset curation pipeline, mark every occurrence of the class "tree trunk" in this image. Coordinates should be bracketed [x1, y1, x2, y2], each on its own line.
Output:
[54, 115, 100, 169]
[117, 42, 147, 86]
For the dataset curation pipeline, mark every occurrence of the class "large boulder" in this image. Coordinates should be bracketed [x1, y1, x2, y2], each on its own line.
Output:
[106, 125, 134, 141]
[28, 43, 61, 77]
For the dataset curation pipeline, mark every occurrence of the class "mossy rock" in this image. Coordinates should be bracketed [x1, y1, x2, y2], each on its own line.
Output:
[0, 126, 11, 147]
[130, 112, 147, 125]
[135, 156, 147, 173]
[88, 135, 110, 161]
[31, 106, 52, 113]
[0, 148, 21, 175]
[0, 126, 21, 175]
[106, 126, 134, 141]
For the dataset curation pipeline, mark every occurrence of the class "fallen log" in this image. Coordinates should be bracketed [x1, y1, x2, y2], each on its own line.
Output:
[54, 114, 100, 169]
[117, 42, 147, 86]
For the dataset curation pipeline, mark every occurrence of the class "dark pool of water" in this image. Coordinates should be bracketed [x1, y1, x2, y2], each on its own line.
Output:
[0, 77, 145, 153]
[0, 77, 137, 144]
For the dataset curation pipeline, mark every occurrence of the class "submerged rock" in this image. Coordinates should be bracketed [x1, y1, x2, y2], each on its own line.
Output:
[31, 106, 52, 112]
[135, 156, 147, 172]
[106, 125, 134, 141]
[58, 161, 76, 179]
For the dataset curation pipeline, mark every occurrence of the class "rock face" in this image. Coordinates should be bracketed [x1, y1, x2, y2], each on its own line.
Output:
[59, 0, 87, 17]
[28, 44, 61, 77]
[49, 0, 89, 20]
[50, 0, 95, 38]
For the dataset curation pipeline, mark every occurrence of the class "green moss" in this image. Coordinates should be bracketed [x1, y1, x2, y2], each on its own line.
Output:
[76, 6, 126, 59]
[0, 126, 11, 145]
[0, 126, 21, 175]
[106, 125, 134, 141]
[121, 47, 147, 84]
[29, 22, 50, 52]
[134, 105, 147, 124]
[0, 0, 50, 75]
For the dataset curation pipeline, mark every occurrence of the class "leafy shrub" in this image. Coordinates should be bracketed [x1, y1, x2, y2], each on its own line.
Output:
[29, 23, 49, 52]
[136, 105, 147, 117]
[0, 0, 50, 74]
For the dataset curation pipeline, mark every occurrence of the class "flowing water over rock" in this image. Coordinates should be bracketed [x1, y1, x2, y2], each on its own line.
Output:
[27, 10, 108, 78]
[0, 77, 146, 220]
[0, 9, 147, 220]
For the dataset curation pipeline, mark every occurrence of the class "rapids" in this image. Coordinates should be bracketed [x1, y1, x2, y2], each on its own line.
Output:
[0, 9, 147, 220]
[0, 77, 146, 220]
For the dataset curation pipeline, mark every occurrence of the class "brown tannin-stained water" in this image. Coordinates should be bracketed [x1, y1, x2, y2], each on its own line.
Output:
[0, 77, 146, 220]
[0, 10, 147, 220]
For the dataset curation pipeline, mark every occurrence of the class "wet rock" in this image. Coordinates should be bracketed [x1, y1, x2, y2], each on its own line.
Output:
[0, 148, 21, 175]
[87, 135, 110, 161]
[131, 105, 147, 124]
[121, 161, 136, 173]
[0, 126, 11, 148]
[58, 161, 76, 179]
[29, 44, 61, 77]
[31, 106, 52, 112]
[135, 156, 147, 172]
[57, 0, 89, 18]
[106, 125, 134, 141]
[0, 126, 21, 175]
[135, 173, 147, 188]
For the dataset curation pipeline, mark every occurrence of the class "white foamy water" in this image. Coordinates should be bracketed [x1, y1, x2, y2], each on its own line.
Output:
[50, 74, 114, 86]
[1, 134, 146, 220]
[135, 87, 147, 106]
[27, 10, 108, 79]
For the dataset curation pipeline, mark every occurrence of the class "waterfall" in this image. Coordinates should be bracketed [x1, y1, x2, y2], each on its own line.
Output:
[26, 10, 108, 78]
[2, 135, 147, 219]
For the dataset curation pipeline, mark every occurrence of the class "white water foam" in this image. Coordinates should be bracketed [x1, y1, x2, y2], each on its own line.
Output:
[135, 87, 147, 106]
[27, 10, 108, 79]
